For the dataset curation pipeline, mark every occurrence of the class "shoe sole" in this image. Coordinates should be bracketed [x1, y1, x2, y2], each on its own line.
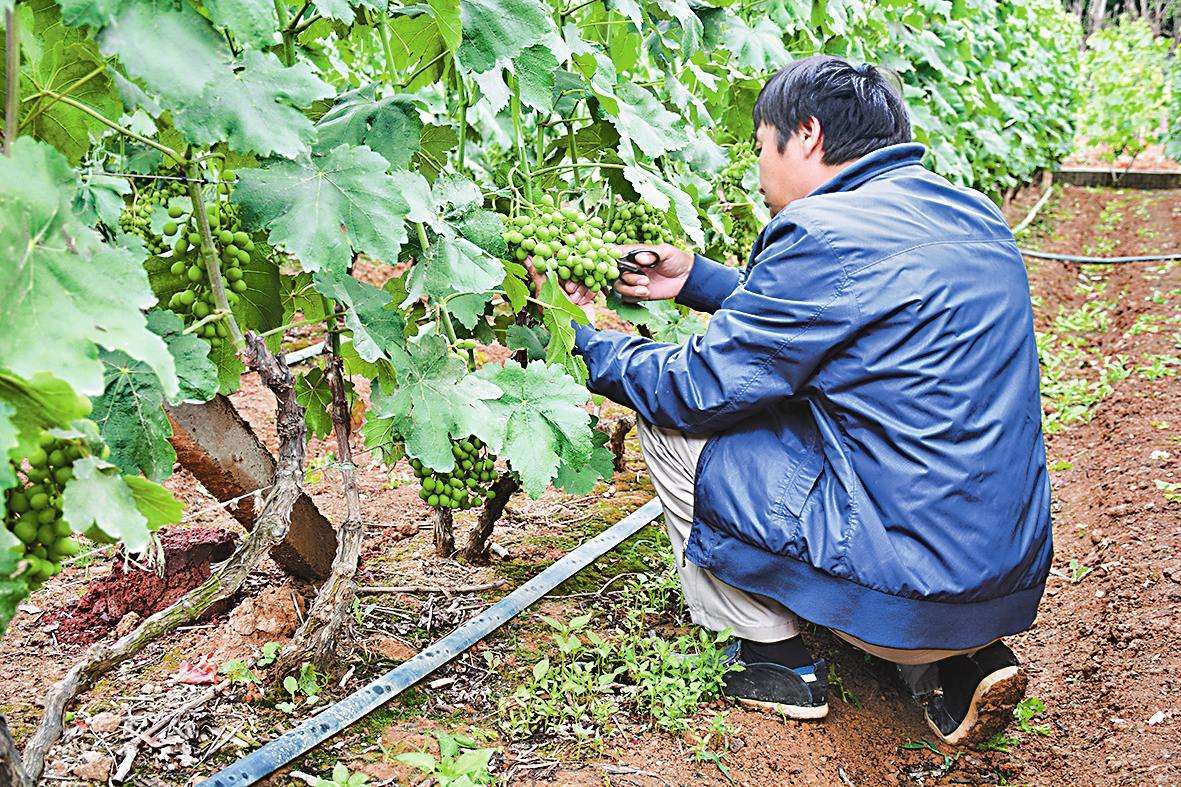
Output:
[736, 697, 830, 720]
[928, 665, 1026, 746]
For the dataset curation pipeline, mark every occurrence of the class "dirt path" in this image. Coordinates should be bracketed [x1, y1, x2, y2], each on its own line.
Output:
[0, 185, 1176, 786]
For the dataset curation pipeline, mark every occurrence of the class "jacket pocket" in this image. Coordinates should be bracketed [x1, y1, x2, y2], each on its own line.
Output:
[774, 420, 825, 520]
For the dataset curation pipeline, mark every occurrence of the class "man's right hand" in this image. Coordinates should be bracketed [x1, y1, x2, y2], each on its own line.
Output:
[612, 243, 695, 302]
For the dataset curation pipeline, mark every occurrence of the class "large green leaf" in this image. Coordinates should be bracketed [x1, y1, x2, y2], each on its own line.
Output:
[1, 0, 124, 164]
[99, 1, 326, 158]
[0, 138, 176, 399]
[514, 44, 558, 114]
[62, 456, 152, 551]
[315, 87, 424, 169]
[0, 371, 92, 456]
[312, 270, 408, 363]
[457, 0, 552, 74]
[609, 82, 689, 159]
[172, 51, 332, 158]
[98, 1, 226, 103]
[475, 360, 593, 497]
[0, 401, 18, 517]
[233, 145, 412, 273]
[205, 0, 277, 47]
[90, 311, 216, 482]
[405, 233, 505, 301]
[553, 426, 614, 494]
[368, 334, 501, 472]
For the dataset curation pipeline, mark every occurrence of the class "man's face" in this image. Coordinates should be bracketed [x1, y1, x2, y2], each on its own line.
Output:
[755, 121, 820, 217]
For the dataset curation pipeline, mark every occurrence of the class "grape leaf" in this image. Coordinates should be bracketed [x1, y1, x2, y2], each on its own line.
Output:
[0, 371, 92, 456]
[56, 0, 126, 28]
[457, 0, 553, 74]
[313, 0, 358, 24]
[538, 275, 589, 384]
[98, 1, 227, 103]
[295, 366, 335, 439]
[315, 87, 424, 169]
[0, 138, 177, 399]
[505, 324, 548, 360]
[553, 427, 614, 494]
[0, 533, 29, 637]
[73, 171, 130, 228]
[123, 474, 183, 531]
[207, 341, 247, 396]
[148, 311, 218, 403]
[446, 292, 493, 330]
[4, 0, 124, 165]
[606, 295, 706, 343]
[312, 270, 407, 363]
[172, 51, 332, 159]
[368, 334, 501, 471]
[99, 2, 326, 158]
[514, 44, 558, 114]
[205, 0, 278, 47]
[609, 82, 689, 159]
[62, 456, 151, 551]
[234, 145, 412, 273]
[454, 208, 507, 257]
[475, 360, 593, 497]
[91, 311, 215, 481]
[0, 401, 18, 517]
[405, 234, 505, 300]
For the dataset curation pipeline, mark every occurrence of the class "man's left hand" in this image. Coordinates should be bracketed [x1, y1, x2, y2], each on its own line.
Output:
[524, 257, 596, 323]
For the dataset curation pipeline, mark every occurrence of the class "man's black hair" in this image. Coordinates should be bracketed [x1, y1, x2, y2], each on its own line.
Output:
[752, 55, 912, 165]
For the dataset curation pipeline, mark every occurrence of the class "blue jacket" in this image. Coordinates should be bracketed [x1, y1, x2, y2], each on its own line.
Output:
[574, 143, 1052, 650]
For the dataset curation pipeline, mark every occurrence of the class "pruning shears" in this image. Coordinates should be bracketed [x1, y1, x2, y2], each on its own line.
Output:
[617, 248, 661, 275]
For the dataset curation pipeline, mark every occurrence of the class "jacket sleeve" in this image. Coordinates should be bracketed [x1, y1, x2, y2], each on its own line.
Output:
[573, 217, 858, 433]
[675, 254, 742, 313]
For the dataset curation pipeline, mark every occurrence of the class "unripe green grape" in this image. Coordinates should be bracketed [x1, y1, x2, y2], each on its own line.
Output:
[171, 261, 186, 276]
[231, 279, 248, 293]
[187, 265, 204, 283]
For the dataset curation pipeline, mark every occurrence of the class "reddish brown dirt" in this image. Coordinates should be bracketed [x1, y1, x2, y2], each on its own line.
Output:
[45, 527, 237, 645]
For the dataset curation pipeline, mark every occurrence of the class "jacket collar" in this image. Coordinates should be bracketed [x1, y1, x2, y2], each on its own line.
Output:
[807, 142, 927, 197]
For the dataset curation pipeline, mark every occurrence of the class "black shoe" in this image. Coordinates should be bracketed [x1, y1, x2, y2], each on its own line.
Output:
[924, 641, 1027, 745]
[721, 641, 829, 719]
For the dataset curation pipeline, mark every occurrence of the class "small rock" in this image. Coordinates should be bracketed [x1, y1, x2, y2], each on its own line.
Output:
[114, 611, 141, 638]
[73, 751, 113, 782]
[88, 710, 123, 734]
[1148, 710, 1166, 726]
[373, 635, 416, 662]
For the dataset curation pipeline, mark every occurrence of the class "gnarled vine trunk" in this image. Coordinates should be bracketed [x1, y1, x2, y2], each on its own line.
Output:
[461, 474, 521, 564]
[271, 321, 365, 678]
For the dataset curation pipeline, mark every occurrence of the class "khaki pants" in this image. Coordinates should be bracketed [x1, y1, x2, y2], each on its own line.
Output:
[637, 420, 979, 694]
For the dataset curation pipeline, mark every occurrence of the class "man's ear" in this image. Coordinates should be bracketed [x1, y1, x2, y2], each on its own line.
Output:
[798, 116, 824, 160]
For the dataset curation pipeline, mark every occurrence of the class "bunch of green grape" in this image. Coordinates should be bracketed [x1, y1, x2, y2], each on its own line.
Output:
[409, 437, 497, 511]
[717, 144, 761, 259]
[161, 171, 254, 348]
[118, 178, 189, 254]
[501, 194, 622, 294]
[610, 197, 674, 245]
[4, 432, 89, 589]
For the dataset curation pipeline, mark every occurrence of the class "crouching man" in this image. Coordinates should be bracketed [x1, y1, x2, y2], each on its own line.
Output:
[563, 55, 1052, 744]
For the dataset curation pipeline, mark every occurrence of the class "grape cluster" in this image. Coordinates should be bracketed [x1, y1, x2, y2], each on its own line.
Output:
[611, 198, 674, 245]
[118, 179, 189, 255]
[502, 195, 622, 294]
[409, 437, 497, 511]
[162, 171, 253, 348]
[3, 432, 89, 588]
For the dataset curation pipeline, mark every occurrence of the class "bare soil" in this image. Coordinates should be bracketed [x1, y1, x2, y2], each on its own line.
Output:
[0, 185, 1177, 786]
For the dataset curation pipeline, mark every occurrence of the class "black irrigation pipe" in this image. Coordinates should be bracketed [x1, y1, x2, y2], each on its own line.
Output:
[200, 497, 665, 787]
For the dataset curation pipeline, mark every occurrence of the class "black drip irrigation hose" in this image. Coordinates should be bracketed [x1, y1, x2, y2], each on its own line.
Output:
[200, 497, 665, 787]
[1016, 248, 1181, 265]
